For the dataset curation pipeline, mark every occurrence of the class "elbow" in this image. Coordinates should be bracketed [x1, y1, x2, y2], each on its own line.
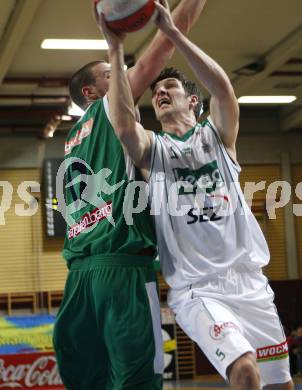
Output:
[111, 117, 135, 139]
[117, 127, 127, 142]
[111, 119, 126, 140]
[117, 126, 135, 144]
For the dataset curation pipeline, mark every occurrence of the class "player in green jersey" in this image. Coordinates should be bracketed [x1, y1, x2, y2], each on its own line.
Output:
[53, 1, 207, 389]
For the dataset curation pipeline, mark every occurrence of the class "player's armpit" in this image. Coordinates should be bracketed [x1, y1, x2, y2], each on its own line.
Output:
[209, 94, 239, 163]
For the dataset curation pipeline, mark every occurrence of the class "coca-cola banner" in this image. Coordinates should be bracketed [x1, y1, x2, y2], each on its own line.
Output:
[0, 312, 179, 387]
[0, 352, 64, 389]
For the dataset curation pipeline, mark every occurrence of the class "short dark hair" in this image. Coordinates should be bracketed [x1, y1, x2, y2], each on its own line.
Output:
[150, 67, 203, 120]
[69, 60, 106, 109]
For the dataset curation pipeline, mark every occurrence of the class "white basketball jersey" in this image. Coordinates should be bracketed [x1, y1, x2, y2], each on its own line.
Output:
[149, 118, 270, 289]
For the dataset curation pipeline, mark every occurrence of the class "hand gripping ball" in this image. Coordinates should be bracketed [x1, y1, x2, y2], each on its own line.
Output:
[96, 0, 157, 33]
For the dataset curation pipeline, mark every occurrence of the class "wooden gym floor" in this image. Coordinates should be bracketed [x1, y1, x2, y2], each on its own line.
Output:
[50, 376, 302, 389]
[163, 376, 302, 389]
[164, 377, 227, 389]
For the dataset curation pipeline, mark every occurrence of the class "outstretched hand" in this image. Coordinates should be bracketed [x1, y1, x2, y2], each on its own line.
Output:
[153, 0, 176, 34]
[91, 0, 126, 50]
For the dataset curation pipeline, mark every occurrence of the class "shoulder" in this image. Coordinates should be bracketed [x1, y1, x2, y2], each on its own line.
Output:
[83, 96, 111, 129]
[198, 117, 221, 143]
[151, 131, 172, 153]
[66, 101, 100, 134]
[202, 116, 240, 171]
[199, 117, 216, 133]
[88, 97, 106, 115]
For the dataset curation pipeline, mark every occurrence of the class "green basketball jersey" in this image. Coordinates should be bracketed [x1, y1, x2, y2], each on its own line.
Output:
[62, 97, 156, 264]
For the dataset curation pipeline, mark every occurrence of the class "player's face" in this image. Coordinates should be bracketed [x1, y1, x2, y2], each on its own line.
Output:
[151, 78, 192, 121]
[91, 62, 111, 98]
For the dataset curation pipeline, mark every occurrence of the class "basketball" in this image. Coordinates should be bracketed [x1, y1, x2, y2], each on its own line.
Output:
[96, 0, 157, 33]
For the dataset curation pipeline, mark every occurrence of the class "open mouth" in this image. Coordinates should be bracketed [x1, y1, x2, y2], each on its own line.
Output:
[158, 98, 171, 108]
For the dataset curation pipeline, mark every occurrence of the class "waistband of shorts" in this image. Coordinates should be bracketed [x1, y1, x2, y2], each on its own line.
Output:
[69, 254, 155, 270]
[188, 264, 262, 290]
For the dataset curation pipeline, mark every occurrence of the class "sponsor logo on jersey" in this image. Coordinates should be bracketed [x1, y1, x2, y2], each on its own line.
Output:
[173, 160, 224, 195]
[187, 206, 223, 224]
[256, 341, 288, 362]
[202, 142, 211, 153]
[209, 322, 240, 340]
[182, 147, 192, 155]
[170, 146, 178, 159]
[65, 118, 93, 155]
[68, 201, 112, 239]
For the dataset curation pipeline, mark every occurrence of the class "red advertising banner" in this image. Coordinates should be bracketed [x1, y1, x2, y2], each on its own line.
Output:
[0, 352, 64, 389]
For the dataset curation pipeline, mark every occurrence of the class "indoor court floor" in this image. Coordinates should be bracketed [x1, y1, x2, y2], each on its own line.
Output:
[163, 377, 302, 389]
[164, 379, 227, 390]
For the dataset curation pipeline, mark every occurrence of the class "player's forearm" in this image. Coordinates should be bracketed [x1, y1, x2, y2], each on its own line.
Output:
[129, 0, 207, 101]
[146, 0, 207, 58]
[165, 27, 236, 101]
[108, 46, 137, 138]
[174, 0, 207, 34]
[108, 44, 152, 169]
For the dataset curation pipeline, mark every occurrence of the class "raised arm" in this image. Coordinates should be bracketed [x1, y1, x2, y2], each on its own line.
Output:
[93, 0, 207, 102]
[154, 0, 239, 161]
[126, 0, 207, 102]
[101, 17, 153, 174]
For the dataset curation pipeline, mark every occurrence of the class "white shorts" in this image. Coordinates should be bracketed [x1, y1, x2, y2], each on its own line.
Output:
[167, 268, 291, 387]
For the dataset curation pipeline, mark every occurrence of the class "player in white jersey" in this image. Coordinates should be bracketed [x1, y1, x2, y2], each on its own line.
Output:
[101, 0, 293, 388]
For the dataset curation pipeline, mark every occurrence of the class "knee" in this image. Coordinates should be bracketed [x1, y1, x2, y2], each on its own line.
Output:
[228, 352, 260, 390]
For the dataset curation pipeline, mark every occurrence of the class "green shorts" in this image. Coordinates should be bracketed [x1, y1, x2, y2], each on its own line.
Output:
[53, 254, 163, 390]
